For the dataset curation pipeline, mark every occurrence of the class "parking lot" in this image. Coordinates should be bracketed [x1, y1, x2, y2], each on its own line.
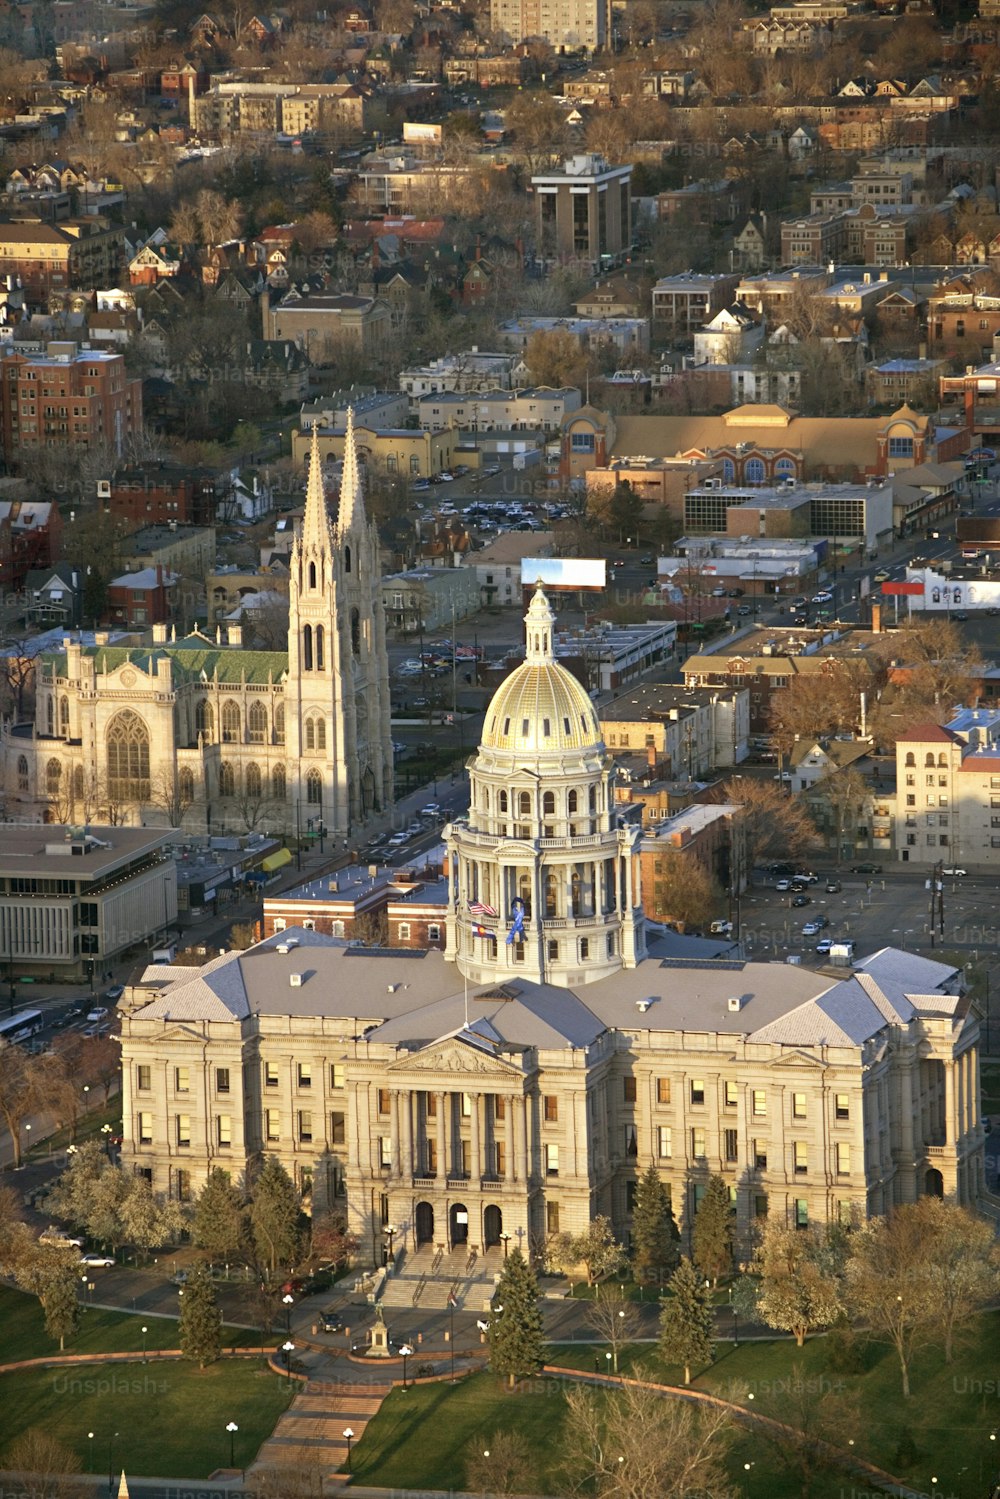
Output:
[738, 866, 1000, 970]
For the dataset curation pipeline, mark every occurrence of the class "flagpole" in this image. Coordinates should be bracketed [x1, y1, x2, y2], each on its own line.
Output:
[463, 970, 469, 1030]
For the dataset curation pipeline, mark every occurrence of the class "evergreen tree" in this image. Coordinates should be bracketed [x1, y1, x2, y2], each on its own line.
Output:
[193, 1167, 248, 1263]
[658, 1257, 715, 1386]
[631, 1165, 680, 1287]
[179, 1264, 223, 1369]
[40, 1264, 81, 1351]
[250, 1156, 302, 1273]
[489, 1248, 546, 1389]
[691, 1174, 734, 1287]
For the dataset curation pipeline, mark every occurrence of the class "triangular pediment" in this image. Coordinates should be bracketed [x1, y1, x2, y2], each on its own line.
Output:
[389, 1033, 522, 1078]
[762, 1046, 829, 1071]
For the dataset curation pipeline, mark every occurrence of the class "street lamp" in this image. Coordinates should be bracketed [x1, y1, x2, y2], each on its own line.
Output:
[499, 1233, 510, 1260]
[282, 1340, 295, 1385]
[399, 1342, 413, 1388]
[282, 1292, 294, 1334]
[447, 1289, 457, 1381]
[384, 1225, 396, 1265]
[343, 1427, 354, 1472]
[226, 1421, 238, 1468]
[141, 1325, 148, 1363]
[108, 1430, 119, 1497]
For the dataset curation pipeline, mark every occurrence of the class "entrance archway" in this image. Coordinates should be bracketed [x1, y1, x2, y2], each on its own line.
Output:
[450, 1202, 469, 1247]
[925, 1167, 944, 1198]
[483, 1203, 502, 1248]
[415, 1201, 434, 1246]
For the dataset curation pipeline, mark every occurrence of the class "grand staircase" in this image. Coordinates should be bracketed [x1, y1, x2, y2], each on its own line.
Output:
[378, 1242, 504, 1311]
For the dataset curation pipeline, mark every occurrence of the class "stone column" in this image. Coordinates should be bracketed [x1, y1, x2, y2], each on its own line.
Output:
[391, 1089, 401, 1178]
[505, 1094, 516, 1180]
[400, 1089, 413, 1181]
[470, 1092, 481, 1183]
[514, 1093, 527, 1181]
[944, 1060, 956, 1147]
[520, 1093, 531, 1181]
[898, 1057, 914, 1161]
[436, 1090, 447, 1178]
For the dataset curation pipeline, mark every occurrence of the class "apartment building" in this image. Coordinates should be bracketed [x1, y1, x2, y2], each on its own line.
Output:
[895, 708, 1000, 869]
[0, 341, 143, 461]
[0, 217, 125, 306]
[416, 386, 581, 433]
[491, 0, 609, 50]
[530, 155, 632, 270]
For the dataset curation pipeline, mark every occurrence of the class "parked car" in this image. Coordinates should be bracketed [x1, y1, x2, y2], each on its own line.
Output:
[40, 1229, 83, 1249]
[419, 803, 441, 819]
[874, 568, 890, 583]
[85, 1006, 108, 1023]
[737, 604, 752, 616]
[775, 878, 793, 892]
[709, 919, 733, 936]
[812, 590, 834, 603]
[825, 879, 842, 893]
[793, 871, 818, 884]
[851, 862, 881, 874]
[942, 866, 967, 876]
[952, 611, 969, 622]
[79, 1252, 116, 1268]
[102, 984, 125, 1002]
[280, 1276, 307, 1296]
[791, 893, 812, 907]
[802, 916, 829, 936]
[319, 1308, 343, 1333]
[815, 937, 834, 955]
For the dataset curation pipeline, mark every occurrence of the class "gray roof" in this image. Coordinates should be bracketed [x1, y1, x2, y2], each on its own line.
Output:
[131, 929, 962, 1053]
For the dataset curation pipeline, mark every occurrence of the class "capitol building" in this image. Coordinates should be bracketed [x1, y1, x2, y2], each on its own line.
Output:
[119, 586, 984, 1269]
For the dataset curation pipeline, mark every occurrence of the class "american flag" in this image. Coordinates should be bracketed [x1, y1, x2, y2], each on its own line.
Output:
[469, 900, 497, 917]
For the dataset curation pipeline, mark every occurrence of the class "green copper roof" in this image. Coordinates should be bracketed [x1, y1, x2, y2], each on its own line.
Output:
[44, 645, 289, 686]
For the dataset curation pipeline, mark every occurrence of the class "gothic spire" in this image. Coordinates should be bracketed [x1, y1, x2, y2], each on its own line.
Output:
[336, 405, 366, 538]
[301, 420, 332, 554]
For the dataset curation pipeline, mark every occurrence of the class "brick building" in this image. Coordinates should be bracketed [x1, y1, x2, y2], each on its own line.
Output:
[107, 465, 220, 528]
[0, 217, 126, 306]
[0, 497, 63, 595]
[0, 342, 143, 463]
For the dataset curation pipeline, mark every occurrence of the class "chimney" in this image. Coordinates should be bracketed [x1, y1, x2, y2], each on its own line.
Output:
[152, 622, 168, 643]
[965, 385, 975, 431]
[647, 744, 657, 770]
[918, 340, 927, 360]
[227, 623, 243, 646]
[871, 602, 882, 634]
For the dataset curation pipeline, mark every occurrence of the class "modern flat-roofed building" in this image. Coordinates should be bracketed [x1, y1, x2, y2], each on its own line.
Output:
[530, 155, 632, 271]
[491, 0, 609, 50]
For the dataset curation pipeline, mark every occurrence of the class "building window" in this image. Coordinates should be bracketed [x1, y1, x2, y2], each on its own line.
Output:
[106, 709, 150, 800]
[266, 1109, 280, 1141]
[545, 1143, 559, 1176]
[176, 1114, 191, 1147]
[265, 1062, 279, 1088]
[331, 1111, 345, 1145]
[753, 1139, 767, 1170]
[221, 699, 241, 742]
[176, 1169, 191, 1202]
[623, 1076, 637, 1103]
[298, 1063, 312, 1089]
[835, 1094, 849, 1120]
[724, 1128, 738, 1162]
[690, 1078, 705, 1105]
[138, 1111, 152, 1144]
[544, 1095, 558, 1122]
[331, 1064, 345, 1089]
[217, 1115, 231, 1148]
[624, 1123, 638, 1157]
[429, 924, 441, 942]
[216, 1067, 230, 1094]
[137, 1065, 151, 1091]
[724, 1081, 738, 1109]
[657, 1077, 671, 1105]
[219, 762, 236, 797]
[794, 1141, 808, 1174]
[247, 701, 267, 743]
[795, 1198, 808, 1229]
[546, 1201, 560, 1234]
[298, 1110, 313, 1143]
[691, 1127, 706, 1158]
[836, 1142, 850, 1175]
[792, 1093, 806, 1120]
[378, 1088, 390, 1115]
[752, 1089, 766, 1117]
[307, 768, 322, 804]
[175, 1067, 190, 1093]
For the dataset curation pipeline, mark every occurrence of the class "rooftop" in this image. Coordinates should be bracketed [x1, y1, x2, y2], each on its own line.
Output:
[0, 824, 170, 880]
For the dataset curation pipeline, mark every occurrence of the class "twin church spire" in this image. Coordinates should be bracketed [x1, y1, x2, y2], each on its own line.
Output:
[299, 407, 366, 562]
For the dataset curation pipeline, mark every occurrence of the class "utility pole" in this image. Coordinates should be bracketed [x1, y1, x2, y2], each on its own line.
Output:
[928, 859, 944, 947]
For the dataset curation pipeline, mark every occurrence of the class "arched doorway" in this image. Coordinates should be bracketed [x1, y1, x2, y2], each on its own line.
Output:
[415, 1201, 434, 1246]
[483, 1203, 502, 1248]
[925, 1167, 944, 1198]
[450, 1203, 469, 1248]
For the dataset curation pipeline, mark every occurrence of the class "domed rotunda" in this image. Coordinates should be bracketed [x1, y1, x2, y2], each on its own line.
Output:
[445, 584, 645, 986]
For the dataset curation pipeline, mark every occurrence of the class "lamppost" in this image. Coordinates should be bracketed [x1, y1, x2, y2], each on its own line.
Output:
[743, 1460, 754, 1498]
[22, 1120, 31, 1163]
[87, 1432, 94, 1471]
[226, 1421, 238, 1468]
[615, 1306, 625, 1375]
[108, 1430, 119, 1497]
[384, 1225, 396, 1266]
[499, 1233, 510, 1260]
[399, 1342, 413, 1388]
[447, 1289, 457, 1381]
[141, 1325, 148, 1363]
[605, 1351, 612, 1378]
[343, 1427, 354, 1472]
[283, 1292, 295, 1334]
[282, 1340, 295, 1386]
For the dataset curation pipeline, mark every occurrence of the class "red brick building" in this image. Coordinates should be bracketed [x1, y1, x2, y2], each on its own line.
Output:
[105, 564, 175, 628]
[0, 218, 125, 306]
[0, 342, 143, 464]
[108, 465, 219, 528]
[0, 498, 63, 594]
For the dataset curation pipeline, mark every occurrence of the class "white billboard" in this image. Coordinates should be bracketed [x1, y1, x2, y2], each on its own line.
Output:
[403, 122, 442, 144]
[905, 567, 1000, 612]
[530, 558, 606, 592]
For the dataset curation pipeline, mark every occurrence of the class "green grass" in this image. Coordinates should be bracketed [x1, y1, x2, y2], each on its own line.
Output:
[980, 1060, 1000, 1115]
[0, 1284, 263, 1364]
[0, 1360, 292, 1479]
[27, 1098, 121, 1158]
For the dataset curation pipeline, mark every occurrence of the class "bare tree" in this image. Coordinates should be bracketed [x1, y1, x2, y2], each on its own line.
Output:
[3, 1429, 88, 1499]
[148, 766, 199, 828]
[586, 1284, 642, 1374]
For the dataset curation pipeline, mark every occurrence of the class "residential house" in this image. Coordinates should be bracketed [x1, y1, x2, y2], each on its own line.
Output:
[0, 498, 63, 595]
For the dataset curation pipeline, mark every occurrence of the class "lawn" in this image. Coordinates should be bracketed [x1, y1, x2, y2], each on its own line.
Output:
[980, 1059, 1000, 1117]
[0, 1284, 262, 1365]
[0, 1359, 292, 1479]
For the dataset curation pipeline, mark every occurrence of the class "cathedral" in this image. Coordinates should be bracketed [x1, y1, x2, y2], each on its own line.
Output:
[118, 584, 983, 1270]
[2, 413, 393, 838]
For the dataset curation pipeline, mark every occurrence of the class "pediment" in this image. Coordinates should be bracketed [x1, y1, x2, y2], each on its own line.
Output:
[762, 1046, 829, 1071]
[389, 1035, 522, 1078]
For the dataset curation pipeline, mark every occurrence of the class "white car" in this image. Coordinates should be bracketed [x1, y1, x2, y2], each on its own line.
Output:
[79, 1252, 115, 1268]
[812, 590, 833, 603]
[709, 919, 733, 936]
[85, 1007, 108, 1023]
[775, 878, 792, 892]
[941, 866, 967, 876]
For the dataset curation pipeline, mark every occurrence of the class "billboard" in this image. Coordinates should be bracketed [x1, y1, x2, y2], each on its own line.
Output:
[530, 558, 606, 592]
[882, 581, 925, 596]
[905, 567, 1000, 611]
[403, 122, 442, 144]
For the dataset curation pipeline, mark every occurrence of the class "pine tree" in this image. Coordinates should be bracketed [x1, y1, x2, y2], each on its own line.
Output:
[658, 1256, 715, 1386]
[691, 1174, 734, 1287]
[179, 1264, 223, 1369]
[193, 1167, 248, 1264]
[489, 1248, 546, 1390]
[250, 1156, 302, 1273]
[40, 1265, 81, 1351]
[631, 1165, 680, 1287]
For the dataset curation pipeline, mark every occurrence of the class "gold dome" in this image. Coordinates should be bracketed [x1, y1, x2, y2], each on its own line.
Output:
[479, 585, 602, 755]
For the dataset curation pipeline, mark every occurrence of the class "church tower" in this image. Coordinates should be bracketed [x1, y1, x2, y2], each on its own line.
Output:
[286, 412, 393, 839]
[444, 583, 645, 986]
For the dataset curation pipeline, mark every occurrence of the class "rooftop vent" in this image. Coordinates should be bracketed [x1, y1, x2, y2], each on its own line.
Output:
[727, 995, 745, 1012]
[276, 943, 289, 954]
[636, 998, 654, 1013]
[289, 973, 303, 987]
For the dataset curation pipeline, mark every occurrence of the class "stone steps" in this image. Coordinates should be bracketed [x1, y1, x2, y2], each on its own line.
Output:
[251, 1387, 386, 1474]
